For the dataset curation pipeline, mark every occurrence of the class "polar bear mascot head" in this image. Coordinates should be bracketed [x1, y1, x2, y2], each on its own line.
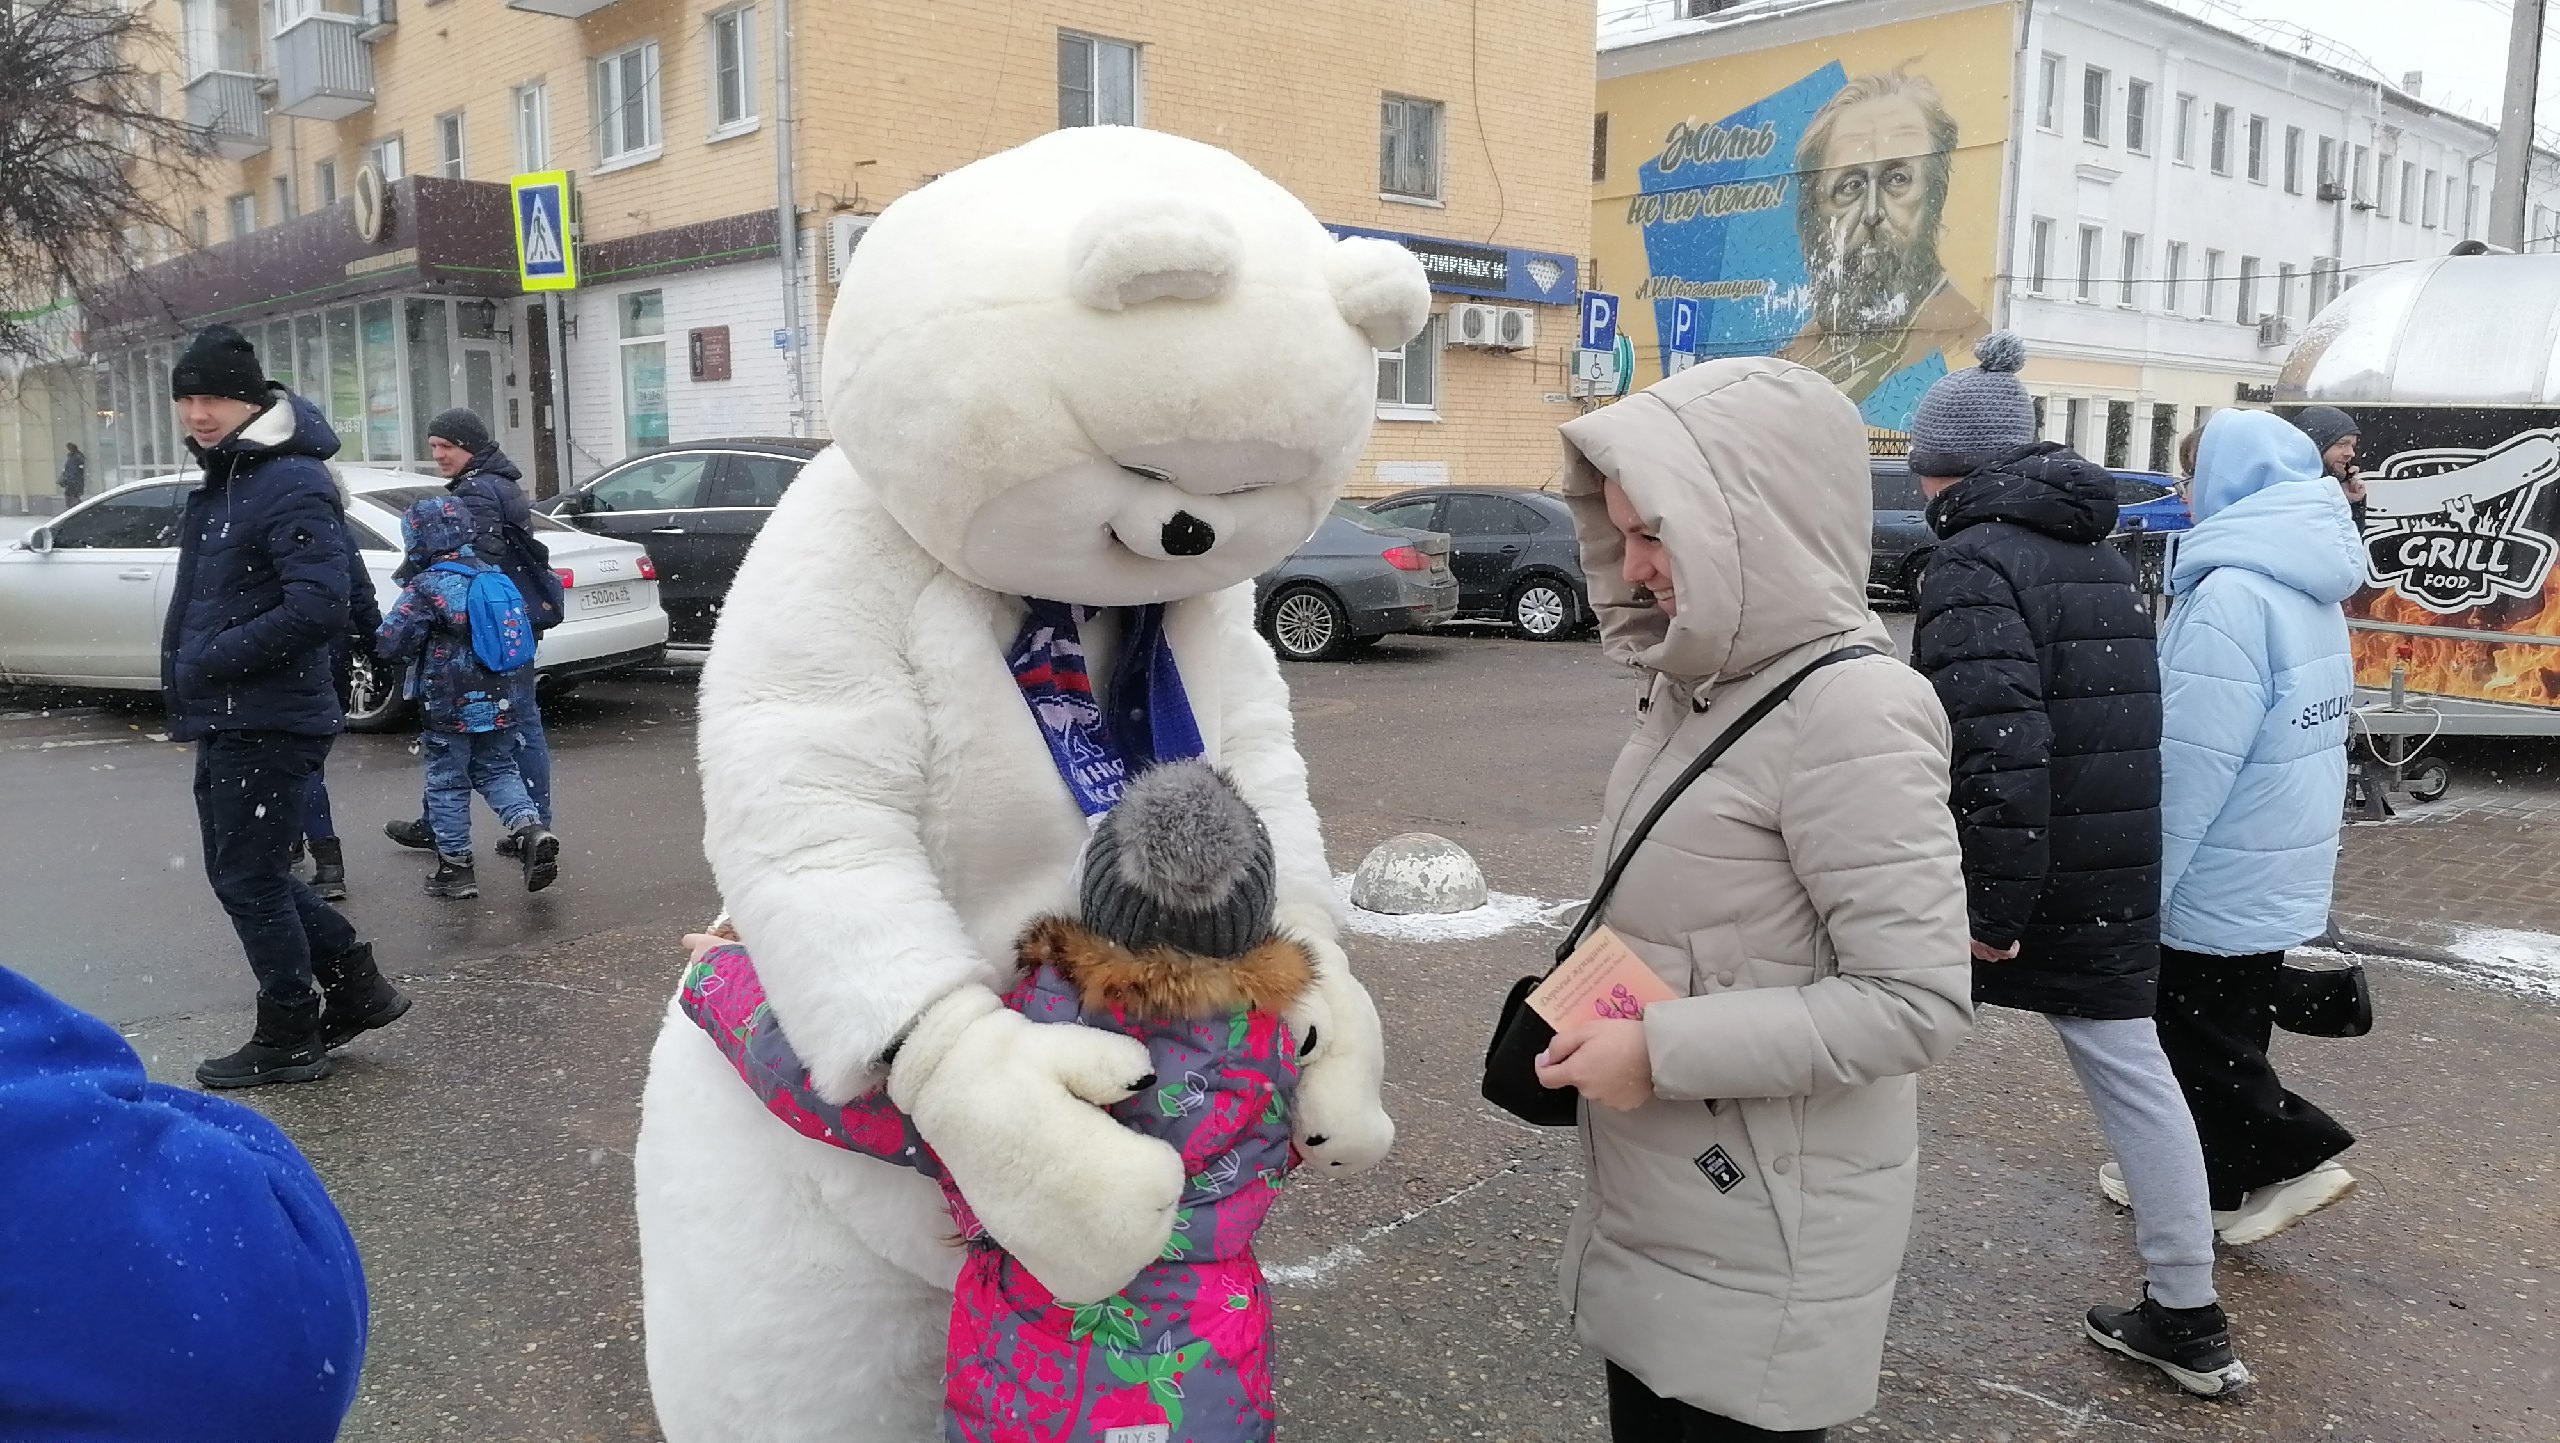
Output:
[821, 126, 1430, 603]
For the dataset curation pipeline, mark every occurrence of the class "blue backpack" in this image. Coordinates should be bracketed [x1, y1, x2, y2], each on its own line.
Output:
[430, 561, 539, 674]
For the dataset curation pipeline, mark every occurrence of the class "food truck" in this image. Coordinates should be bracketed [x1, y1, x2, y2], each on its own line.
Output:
[2278, 250, 2560, 804]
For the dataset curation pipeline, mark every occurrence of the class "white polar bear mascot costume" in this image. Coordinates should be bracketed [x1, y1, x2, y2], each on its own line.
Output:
[633, 127, 1423, 1442]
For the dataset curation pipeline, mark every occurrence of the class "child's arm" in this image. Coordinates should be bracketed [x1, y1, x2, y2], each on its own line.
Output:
[373, 582, 433, 663]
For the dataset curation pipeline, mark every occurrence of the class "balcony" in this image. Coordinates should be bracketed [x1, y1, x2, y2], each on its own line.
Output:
[184, 69, 268, 159]
[506, 0, 622, 14]
[273, 11, 372, 120]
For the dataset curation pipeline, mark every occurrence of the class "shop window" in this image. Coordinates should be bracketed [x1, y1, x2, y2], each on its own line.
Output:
[1375, 317, 1439, 419]
[405, 299, 453, 459]
[1057, 32, 1137, 128]
[360, 299, 400, 463]
[596, 41, 662, 167]
[710, 7, 757, 134]
[1380, 94, 1443, 200]
[327, 306, 362, 451]
[619, 290, 669, 454]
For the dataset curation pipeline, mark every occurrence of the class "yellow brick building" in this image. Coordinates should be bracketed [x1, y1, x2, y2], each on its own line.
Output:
[49, 0, 1593, 507]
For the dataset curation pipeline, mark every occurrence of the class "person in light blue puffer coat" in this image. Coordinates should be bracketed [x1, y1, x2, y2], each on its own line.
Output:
[2147, 407, 2365, 1248]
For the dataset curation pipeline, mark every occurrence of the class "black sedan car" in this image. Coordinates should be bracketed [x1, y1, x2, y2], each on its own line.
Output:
[1253, 502, 1458, 661]
[1364, 487, 1591, 639]
[1870, 460, 2180, 604]
[538, 437, 826, 645]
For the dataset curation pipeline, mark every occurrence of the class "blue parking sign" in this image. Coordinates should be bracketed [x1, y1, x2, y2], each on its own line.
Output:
[1580, 291, 1619, 352]
[1668, 298, 1698, 355]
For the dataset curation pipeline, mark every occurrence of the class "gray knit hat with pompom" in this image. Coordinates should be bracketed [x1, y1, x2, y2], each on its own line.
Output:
[1078, 761, 1276, 960]
[1908, 330, 2035, 479]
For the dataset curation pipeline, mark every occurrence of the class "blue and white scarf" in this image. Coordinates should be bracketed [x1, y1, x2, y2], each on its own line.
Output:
[1007, 600, 1205, 817]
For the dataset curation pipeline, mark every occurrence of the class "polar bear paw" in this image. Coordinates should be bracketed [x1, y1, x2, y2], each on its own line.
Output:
[1274, 904, 1397, 1176]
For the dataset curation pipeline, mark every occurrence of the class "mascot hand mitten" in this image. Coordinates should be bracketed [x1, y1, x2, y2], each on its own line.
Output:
[885, 988, 1185, 1304]
[1274, 902, 1395, 1174]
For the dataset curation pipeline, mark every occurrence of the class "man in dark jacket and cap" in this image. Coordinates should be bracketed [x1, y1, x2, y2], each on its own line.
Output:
[162, 323, 409, 1089]
[2291, 404, 2367, 524]
[1909, 331, 2252, 1398]
[385, 406, 562, 860]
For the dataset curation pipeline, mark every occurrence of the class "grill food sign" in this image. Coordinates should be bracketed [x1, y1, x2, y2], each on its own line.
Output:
[2363, 430, 2560, 612]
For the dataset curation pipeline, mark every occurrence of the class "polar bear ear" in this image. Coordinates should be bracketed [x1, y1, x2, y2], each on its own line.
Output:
[1326, 236, 1432, 350]
[1068, 195, 1243, 312]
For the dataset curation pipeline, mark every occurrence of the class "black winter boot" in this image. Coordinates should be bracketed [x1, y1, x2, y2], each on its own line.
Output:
[385, 817, 436, 850]
[196, 999, 333, 1089]
[309, 836, 349, 901]
[314, 942, 411, 1051]
[514, 823, 561, 893]
[426, 853, 478, 899]
[2085, 1294, 2254, 1397]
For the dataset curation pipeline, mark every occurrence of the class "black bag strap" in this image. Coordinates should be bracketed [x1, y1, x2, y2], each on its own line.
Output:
[1556, 645, 1880, 964]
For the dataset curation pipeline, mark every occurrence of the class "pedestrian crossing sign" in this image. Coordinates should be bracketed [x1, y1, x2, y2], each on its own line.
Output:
[511, 171, 577, 292]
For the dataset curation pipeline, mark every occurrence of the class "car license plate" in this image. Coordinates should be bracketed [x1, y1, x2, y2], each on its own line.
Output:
[582, 585, 632, 610]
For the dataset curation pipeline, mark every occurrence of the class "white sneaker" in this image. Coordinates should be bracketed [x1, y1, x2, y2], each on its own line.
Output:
[2216, 1160, 2356, 1246]
[2097, 1161, 2243, 1232]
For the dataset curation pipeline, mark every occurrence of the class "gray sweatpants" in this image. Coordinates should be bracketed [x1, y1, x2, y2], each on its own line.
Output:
[2049, 1015, 2219, 1309]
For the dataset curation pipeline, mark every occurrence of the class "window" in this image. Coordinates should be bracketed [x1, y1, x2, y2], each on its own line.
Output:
[273, 174, 294, 220]
[707, 453, 800, 509]
[2204, 249, 2224, 313]
[2029, 217, 2053, 293]
[2076, 224, 2101, 300]
[1680, 0, 1744, 14]
[2245, 114, 2267, 182]
[188, 208, 209, 249]
[1379, 94, 1443, 201]
[226, 192, 255, 238]
[2284, 127, 2303, 194]
[2150, 404, 2177, 472]
[1376, 317, 1439, 416]
[595, 41, 662, 166]
[2423, 168, 2441, 227]
[2467, 182, 2482, 238]
[2401, 161, 2418, 223]
[2353, 144, 2372, 205]
[2064, 398, 2087, 451]
[515, 83, 550, 171]
[2120, 232, 2143, 307]
[366, 135, 403, 182]
[2082, 65, 2108, 142]
[2236, 255, 2260, 323]
[2376, 151, 2395, 217]
[2210, 104, 2233, 175]
[616, 291, 670, 455]
[2104, 400, 2132, 468]
[1448, 494, 1542, 536]
[2173, 93, 2196, 163]
[2164, 241, 2186, 312]
[437, 111, 465, 179]
[1058, 32, 1138, 128]
[589, 453, 708, 513]
[1369, 497, 1439, 529]
[2277, 262, 2298, 319]
[313, 157, 338, 206]
[710, 7, 757, 134]
[48, 485, 185, 549]
[1592, 112, 1608, 183]
[2032, 395, 2048, 438]
[2125, 78, 2150, 152]
[2318, 136, 2338, 191]
[2038, 54, 2062, 131]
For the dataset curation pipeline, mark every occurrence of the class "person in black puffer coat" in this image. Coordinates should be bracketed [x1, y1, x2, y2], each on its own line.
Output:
[1909, 332, 2252, 1400]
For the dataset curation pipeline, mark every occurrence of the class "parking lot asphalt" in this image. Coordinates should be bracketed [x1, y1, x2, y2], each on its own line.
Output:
[6, 627, 2556, 1442]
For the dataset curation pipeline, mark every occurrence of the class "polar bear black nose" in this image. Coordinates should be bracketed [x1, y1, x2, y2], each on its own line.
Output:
[1161, 512, 1216, 557]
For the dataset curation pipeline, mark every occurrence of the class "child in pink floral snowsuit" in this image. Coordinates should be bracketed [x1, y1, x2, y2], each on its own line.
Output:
[679, 761, 1310, 1443]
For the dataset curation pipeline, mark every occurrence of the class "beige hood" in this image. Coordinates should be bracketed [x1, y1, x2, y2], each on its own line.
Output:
[1559, 358, 1875, 682]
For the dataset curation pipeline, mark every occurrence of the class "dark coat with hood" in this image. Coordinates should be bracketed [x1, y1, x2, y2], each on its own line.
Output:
[375, 496, 530, 734]
[160, 389, 354, 741]
[398, 447, 562, 630]
[1911, 442, 2164, 1020]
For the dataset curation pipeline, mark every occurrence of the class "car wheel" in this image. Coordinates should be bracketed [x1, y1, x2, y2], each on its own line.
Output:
[1511, 578, 1576, 640]
[341, 652, 413, 733]
[1264, 585, 1355, 662]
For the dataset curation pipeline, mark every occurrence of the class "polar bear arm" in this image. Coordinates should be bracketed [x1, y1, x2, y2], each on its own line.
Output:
[1205, 585, 1341, 930]
[697, 460, 992, 1102]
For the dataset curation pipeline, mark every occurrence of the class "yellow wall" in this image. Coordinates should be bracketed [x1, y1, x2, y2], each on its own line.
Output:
[1593, 3, 2013, 435]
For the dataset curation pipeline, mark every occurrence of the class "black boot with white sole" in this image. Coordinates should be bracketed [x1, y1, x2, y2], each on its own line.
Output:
[2085, 1294, 2253, 1398]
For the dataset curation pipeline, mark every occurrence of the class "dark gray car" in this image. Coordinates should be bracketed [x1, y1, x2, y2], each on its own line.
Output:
[1364, 488, 1591, 639]
[1253, 502, 1458, 661]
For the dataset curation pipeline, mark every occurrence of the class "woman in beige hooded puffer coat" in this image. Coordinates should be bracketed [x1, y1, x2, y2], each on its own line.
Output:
[1534, 357, 1973, 1439]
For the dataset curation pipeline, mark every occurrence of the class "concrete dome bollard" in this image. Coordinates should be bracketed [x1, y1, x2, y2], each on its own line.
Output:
[1350, 834, 1489, 915]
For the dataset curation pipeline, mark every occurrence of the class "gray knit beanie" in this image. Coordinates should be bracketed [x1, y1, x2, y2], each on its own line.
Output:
[2291, 405, 2359, 455]
[1908, 330, 2035, 479]
[1078, 762, 1276, 960]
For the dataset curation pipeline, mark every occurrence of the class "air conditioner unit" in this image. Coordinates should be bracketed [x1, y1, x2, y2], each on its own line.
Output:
[1448, 302, 1535, 350]
[2317, 181, 2346, 203]
[2256, 313, 2294, 349]
[826, 214, 874, 285]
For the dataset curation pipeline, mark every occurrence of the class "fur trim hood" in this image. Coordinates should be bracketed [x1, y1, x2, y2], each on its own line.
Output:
[1018, 915, 1312, 1019]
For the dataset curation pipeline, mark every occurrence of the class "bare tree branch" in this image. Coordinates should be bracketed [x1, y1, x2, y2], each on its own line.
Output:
[0, 0, 207, 360]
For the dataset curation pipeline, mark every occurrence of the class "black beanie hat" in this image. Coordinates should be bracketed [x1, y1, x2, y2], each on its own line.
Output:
[2291, 405, 2360, 455]
[169, 324, 270, 405]
[1078, 762, 1277, 961]
[426, 408, 495, 454]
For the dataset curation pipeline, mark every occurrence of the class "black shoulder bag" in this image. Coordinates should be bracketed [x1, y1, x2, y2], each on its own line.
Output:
[1480, 645, 1880, 1127]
